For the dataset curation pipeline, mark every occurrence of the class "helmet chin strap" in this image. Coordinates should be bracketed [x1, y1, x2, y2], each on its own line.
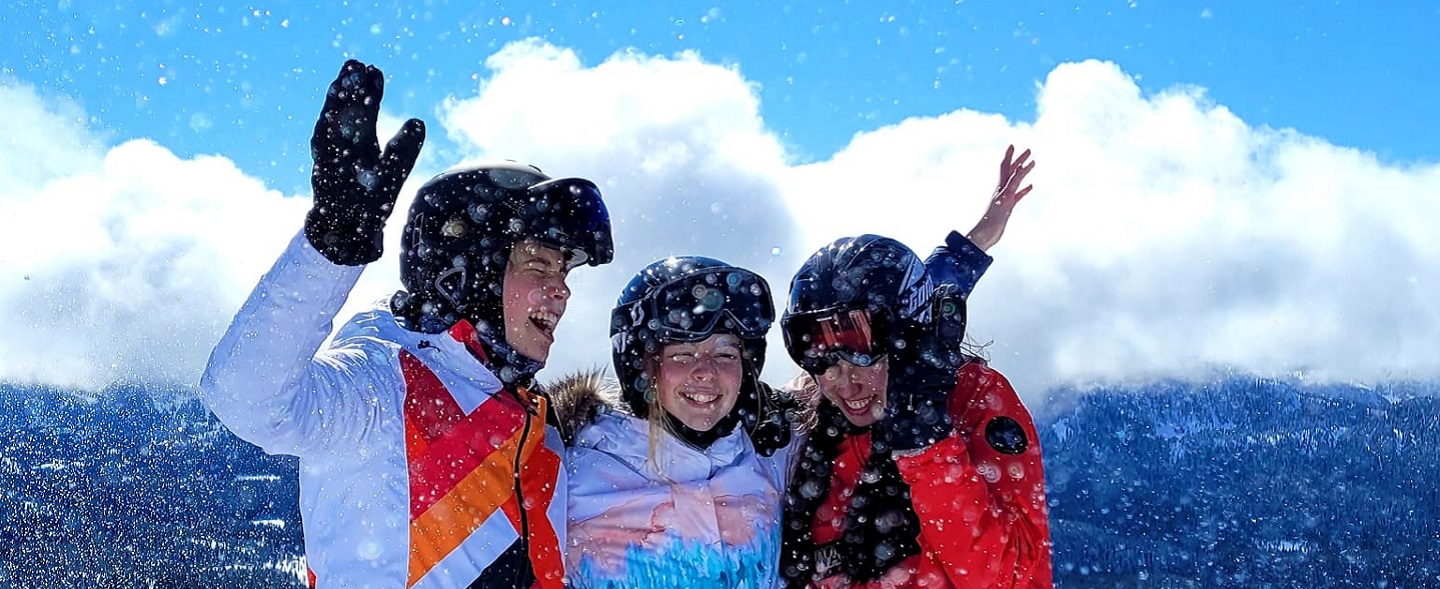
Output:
[661, 401, 741, 451]
[743, 364, 764, 436]
[430, 263, 546, 387]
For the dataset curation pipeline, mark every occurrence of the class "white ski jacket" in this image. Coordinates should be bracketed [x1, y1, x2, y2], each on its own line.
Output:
[201, 231, 568, 589]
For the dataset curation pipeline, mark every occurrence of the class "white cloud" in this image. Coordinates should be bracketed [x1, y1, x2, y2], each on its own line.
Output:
[438, 39, 804, 382]
[3, 48, 1437, 405]
[0, 77, 105, 195]
[0, 81, 310, 387]
[964, 60, 1440, 394]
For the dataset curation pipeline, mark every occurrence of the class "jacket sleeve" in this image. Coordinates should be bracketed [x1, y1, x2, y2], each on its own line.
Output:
[924, 230, 994, 299]
[892, 362, 1053, 589]
[199, 229, 400, 457]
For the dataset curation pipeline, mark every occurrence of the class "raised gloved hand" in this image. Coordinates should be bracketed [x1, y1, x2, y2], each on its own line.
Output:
[305, 59, 426, 266]
[876, 353, 957, 453]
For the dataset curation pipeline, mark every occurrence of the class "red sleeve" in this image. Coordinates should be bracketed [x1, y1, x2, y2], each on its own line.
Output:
[892, 361, 1053, 589]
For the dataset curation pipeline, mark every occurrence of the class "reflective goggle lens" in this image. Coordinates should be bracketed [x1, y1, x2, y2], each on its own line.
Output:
[785, 308, 887, 374]
[524, 177, 614, 267]
[636, 267, 774, 341]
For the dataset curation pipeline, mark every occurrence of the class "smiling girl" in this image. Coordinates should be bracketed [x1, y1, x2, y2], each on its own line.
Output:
[563, 256, 793, 589]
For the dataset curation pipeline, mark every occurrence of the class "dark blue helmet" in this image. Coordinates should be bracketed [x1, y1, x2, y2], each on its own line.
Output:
[782, 234, 966, 375]
[610, 256, 794, 455]
[391, 161, 614, 385]
[392, 161, 614, 334]
[611, 256, 773, 417]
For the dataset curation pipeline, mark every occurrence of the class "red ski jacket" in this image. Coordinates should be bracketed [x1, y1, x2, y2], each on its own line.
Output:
[809, 361, 1052, 589]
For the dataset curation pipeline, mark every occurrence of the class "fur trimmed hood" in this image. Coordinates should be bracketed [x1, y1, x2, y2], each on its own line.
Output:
[543, 367, 820, 449]
[542, 367, 622, 446]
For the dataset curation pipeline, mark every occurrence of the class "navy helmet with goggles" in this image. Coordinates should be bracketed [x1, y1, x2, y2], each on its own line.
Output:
[393, 161, 614, 335]
[783, 307, 891, 375]
[611, 256, 774, 419]
[390, 161, 614, 386]
[783, 234, 966, 375]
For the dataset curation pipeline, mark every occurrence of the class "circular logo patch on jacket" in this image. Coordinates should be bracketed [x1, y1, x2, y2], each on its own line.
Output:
[985, 416, 1029, 455]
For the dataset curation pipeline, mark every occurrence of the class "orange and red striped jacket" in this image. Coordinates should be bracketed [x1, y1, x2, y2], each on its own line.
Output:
[202, 231, 567, 588]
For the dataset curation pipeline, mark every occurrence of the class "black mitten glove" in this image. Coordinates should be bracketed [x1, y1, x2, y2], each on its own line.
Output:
[305, 59, 426, 266]
[876, 359, 956, 453]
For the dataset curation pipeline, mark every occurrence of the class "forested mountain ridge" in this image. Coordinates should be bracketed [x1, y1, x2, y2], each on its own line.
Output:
[0, 383, 302, 587]
[2, 376, 1435, 587]
[1042, 376, 1440, 588]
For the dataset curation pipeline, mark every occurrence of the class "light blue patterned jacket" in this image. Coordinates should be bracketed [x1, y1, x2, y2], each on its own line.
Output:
[565, 408, 791, 589]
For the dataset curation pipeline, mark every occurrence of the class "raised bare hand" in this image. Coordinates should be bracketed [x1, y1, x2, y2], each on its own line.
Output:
[965, 144, 1036, 252]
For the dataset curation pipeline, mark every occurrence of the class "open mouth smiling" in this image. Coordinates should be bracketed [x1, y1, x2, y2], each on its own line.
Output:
[835, 394, 881, 417]
[528, 309, 559, 339]
[680, 389, 722, 405]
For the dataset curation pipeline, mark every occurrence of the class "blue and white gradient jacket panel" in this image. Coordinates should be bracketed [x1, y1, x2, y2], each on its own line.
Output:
[565, 409, 790, 589]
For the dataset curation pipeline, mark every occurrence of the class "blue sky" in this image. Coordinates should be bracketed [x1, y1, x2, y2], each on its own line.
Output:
[2, 1, 1438, 397]
[8, 1, 1436, 193]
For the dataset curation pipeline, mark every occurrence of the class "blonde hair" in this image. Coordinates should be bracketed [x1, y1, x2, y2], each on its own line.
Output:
[641, 354, 681, 481]
[639, 336, 755, 480]
[780, 371, 821, 434]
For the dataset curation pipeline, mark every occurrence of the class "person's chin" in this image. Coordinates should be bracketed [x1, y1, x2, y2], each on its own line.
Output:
[681, 417, 718, 432]
[844, 416, 879, 428]
[514, 340, 551, 365]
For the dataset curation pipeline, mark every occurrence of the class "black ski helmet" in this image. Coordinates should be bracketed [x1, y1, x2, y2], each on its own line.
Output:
[782, 234, 966, 375]
[610, 256, 790, 450]
[392, 161, 614, 335]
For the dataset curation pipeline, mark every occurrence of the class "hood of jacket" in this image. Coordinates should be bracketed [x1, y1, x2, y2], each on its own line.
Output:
[544, 367, 620, 446]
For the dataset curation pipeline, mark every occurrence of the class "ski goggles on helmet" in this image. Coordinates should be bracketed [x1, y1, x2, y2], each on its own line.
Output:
[782, 307, 889, 375]
[518, 177, 615, 268]
[629, 267, 775, 342]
